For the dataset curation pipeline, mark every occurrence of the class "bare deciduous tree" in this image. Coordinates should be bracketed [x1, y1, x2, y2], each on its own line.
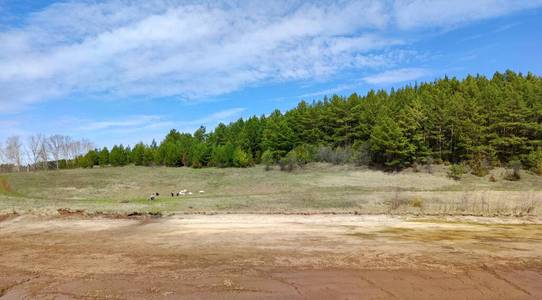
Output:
[39, 143, 49, 169]
[5, 136, 22, 171]
[69, 140, 82, 160]
[26, 134, 45, 169]
[46, 134, 64, 169]
[81, 139, 95, 154]
[0, 141, 6, 164]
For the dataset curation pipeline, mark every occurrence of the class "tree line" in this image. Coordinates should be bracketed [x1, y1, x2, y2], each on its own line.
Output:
[2, 70, 541, 175]
[0, 135, 94, 172]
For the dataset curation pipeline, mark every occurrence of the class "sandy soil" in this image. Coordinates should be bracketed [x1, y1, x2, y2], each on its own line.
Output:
[1, 214, 542, 299]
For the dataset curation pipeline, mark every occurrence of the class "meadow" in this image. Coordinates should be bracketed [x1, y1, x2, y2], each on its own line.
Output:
[1, 163, 541, 216]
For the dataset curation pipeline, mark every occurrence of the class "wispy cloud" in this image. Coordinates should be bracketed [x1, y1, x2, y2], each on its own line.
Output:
[75, 115, 166, 131]
[56, 107, 246, 147]
[0, 0, 540, 112]
[0, 1, 396, 112]
[363, 68, 431, 85]
[299, 83, 361, 99]
[185, 107, 246, 125]
[72, 108, 245, 135]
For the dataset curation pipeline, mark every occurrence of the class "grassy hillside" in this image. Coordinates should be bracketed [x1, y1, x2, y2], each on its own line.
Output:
[1, 164, 541, 216]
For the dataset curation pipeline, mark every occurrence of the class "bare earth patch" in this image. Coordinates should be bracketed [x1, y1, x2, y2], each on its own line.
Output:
[1, 214, 541, 299]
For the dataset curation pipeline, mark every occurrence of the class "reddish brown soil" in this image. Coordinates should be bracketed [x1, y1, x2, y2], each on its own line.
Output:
[1, 214, 541, 299]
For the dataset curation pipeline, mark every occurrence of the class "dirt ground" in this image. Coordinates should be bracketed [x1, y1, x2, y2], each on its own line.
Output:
[1, 214, 542, 299]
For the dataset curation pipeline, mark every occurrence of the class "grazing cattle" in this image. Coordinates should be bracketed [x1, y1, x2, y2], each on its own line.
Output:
[171, 192, 175, 197]
[155, 192, 160, 196]
[199, 190, 205, 194]
[188, 192, 193, 195]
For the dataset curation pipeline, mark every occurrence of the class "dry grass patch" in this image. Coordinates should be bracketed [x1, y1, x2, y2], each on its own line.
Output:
[0, 177, 12, 193]
[0, 164, 541, 216]
[310, 169, 457, 190]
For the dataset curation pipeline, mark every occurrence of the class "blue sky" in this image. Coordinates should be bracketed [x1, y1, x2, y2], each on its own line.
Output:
[1, 0, 541, 148]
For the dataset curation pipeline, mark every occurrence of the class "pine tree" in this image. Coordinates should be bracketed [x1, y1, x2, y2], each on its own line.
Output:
[369, 116, 415, 169]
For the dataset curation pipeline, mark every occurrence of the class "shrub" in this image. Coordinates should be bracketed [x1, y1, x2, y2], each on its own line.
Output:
[424, 156, 434, 174]
[279, 150, 299, 172]
[525, 148, 542, 175]
[448, 164, 465, 180]
[292, 144, 314, 166]
[315, 146, 334, 163]
[504, 160, 522, 181]
[352, 141, 371, 166]
[504, 170, 521, 181]
[233, 147, 252, 168]
[314, 146, 352, 165]
[469, 154, 490, 177]
[536, 162, 542, 176]
[331, 147, 352, 165]
[489, 174, 497, 182]
[261, 150, 274, 171]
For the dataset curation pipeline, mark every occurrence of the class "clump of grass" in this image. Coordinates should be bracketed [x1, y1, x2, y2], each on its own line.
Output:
[0, 177, 12, 193]
[387, 190, 409, 210]
[410, 196, 423, 208]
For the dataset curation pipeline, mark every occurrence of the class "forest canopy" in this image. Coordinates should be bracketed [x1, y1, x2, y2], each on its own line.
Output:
[56, 71, 542, 173]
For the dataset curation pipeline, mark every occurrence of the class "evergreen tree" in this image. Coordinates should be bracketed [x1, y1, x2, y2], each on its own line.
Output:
[98, 147, 109, 167]
[262, 110, 294, 159]
[75, 70, 542, 172]
[369, 116, 415, 169]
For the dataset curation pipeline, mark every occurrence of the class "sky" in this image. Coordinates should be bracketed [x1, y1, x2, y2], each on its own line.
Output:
[0, 0, 541, 148]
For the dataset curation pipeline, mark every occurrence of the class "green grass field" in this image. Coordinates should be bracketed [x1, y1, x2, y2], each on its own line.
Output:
[1, 163, 541, 216]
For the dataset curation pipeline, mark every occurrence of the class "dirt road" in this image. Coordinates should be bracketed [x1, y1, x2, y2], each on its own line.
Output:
[1, 214, 542, 299]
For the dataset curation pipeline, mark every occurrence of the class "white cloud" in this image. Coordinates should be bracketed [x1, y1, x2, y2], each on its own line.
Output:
[71, 107, 245, 134]
[186, 107, 246, 125]
[43, 107, 246, 147]
[0, 1, 396, 112]
[362, 68, 431, 85]
[0, 0, 540, 112]
[75, 115, 166, 131]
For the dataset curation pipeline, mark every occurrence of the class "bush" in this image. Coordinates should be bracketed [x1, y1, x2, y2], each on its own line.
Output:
[261, 150, 274, 171]
[352, 141, 371, 166]
[504, 159, 522, 181]
[447, 164, 465, 180]
[315, 146, 334, 163]
[412, 161, 421, 173]
[233, 147, 252, 168]
[424, 156, 434, 174]
[331, 147, 352, 165]
[469, 154, 490, 177]
[525, 148, 542, 175]
[292, 144, 314, 166]
[504, 170, 521, 181]
[279, 150, 298, 172]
